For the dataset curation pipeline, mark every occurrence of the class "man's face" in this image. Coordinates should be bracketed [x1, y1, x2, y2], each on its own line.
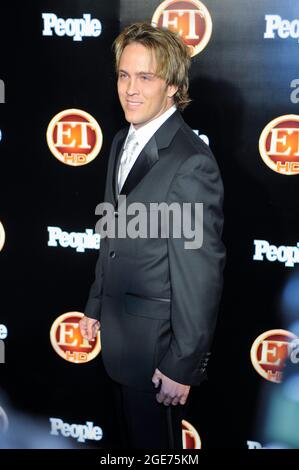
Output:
[117, 42, 177, 129]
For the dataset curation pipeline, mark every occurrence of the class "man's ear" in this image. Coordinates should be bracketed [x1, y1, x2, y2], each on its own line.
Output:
[167, 84, 178, 98]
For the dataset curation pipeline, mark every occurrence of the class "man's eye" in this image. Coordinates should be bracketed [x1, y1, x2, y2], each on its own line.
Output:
[119, 73, 127, 79]
[140, 75, 149, 80]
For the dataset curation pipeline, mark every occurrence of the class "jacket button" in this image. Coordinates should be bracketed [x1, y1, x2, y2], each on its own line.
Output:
[110, 250, 116, 258]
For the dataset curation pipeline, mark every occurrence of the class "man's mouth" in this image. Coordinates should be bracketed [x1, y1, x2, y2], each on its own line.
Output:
[126, 100, 142, 108]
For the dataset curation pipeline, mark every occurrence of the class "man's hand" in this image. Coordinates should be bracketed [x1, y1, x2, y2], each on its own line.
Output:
[152, 368, 190, 406]
[79, 316, 100, 341]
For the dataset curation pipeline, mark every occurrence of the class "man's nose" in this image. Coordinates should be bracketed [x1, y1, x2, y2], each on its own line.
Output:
[126, 78, 139, 95]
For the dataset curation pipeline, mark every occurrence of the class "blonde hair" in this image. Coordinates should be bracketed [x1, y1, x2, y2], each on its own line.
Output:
[113, 22, 192, 111]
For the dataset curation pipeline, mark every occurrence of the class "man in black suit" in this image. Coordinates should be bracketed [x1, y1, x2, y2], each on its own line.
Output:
[80, 22, 225, 449]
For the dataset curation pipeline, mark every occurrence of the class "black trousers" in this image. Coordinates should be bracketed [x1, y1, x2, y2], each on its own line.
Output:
[111, 379, 190, 449]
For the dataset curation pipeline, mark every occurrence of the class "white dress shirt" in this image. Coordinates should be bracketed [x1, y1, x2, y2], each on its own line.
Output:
[118, 105, 177, 191]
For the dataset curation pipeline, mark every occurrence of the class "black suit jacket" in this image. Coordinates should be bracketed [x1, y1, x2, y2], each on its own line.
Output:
[84, 110, 225, 391]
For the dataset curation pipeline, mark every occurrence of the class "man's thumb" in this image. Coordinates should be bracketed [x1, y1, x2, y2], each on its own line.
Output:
[152, 370, 161, 388]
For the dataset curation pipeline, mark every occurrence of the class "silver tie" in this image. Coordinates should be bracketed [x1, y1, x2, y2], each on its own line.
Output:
[118, 131, 139, 192]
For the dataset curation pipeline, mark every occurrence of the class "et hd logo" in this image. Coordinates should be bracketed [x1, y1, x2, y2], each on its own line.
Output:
[152, 0, 212, 57]
[0, 79, 4, 103]
[250, 329, 298, 383]
[47, 109, 103, 166]
[0, 221, 5, 252]
[182, 420, 201, 449]
[50, 312, 101, 363]
[0, 324, 8, 364]
[259, 115, 299, 175]
[0, 407, 9, 434]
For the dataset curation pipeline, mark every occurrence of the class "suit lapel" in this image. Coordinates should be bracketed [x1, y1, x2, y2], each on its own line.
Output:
[112, 110, 184, 203]
[119, 136, 159, 197]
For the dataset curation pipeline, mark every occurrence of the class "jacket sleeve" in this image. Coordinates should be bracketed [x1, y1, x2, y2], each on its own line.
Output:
[157, 150, 226, 386]
[84, 247, 104, 321]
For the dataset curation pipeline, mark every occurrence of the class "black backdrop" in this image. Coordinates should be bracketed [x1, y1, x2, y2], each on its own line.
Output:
[1, 0, 299, 449]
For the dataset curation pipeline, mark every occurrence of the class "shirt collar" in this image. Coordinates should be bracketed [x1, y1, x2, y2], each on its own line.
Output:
[125, 105, 177, 147]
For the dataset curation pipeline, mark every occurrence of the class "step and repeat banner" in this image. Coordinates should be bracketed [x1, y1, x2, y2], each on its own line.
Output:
[1, 0, 299, 449]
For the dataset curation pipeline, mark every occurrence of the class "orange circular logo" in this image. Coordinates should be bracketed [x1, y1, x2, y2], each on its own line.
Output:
[46, 109, 103, 166]
[50, 312, 101, 363]
[259, 115, 299, 175]
[250, 329, 297, 383]
[182, 419, 201, 449]
[0, 221, 5, 252]
[152, 0, 212, 57]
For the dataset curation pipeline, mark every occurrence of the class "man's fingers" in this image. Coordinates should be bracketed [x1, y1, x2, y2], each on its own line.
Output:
[162, 393, 175, 406]
[154, 374, 191, 406]
[156, 390, 173, 406]
[79, 317, 99, 340]
[156, 395, 171, 406]
[156, 393, 162, 403]
[92, 322, 100, 338]
[79, 319, 87, 338]
[156, 390, 188, 406]
[156, 390, 166, 404]
[179, 395, 188, 405]
[87, 321, 94, 340]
